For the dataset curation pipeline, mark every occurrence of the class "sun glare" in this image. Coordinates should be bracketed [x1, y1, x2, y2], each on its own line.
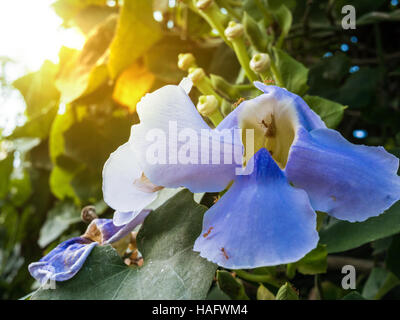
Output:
[0, 0, 86, 135]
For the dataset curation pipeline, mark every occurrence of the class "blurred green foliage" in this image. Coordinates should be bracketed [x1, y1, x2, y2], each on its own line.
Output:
[0, 0, 399, 299]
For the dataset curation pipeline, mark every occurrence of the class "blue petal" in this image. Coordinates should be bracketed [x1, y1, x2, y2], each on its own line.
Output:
[253, 81, 326, 131]
[28, 238, 97, 283]
[193, 148, 319, 269]
[84, 213, 150, 245]
[105, 210, 150, 244]
[286, 128, 400, 222]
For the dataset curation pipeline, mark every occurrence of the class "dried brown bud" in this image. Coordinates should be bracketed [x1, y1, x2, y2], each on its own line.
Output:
[81, 205, 98, 224]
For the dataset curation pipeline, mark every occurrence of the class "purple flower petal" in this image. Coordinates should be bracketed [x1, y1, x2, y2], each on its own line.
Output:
[28, 238, 97, 283]
[193, 148, 318, 269]
[286, 128, 400, 222]
[253, 81, 326, 131]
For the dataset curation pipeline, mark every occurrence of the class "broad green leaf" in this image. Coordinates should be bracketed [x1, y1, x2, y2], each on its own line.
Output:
[257, 284, 275, 300]
[357, 10, 400, 26]
[319, 201, 400, 253]
[304, 95, 346, 129]
[72, 5, 117, 35]
[217, 270, 249, 300]
[288, 244, 328, 277]
[274, 5, 292, 48]
[275, 282, 299, 300]
[0, 153, 14, 199]
[337, 67, 378, 110]
[272, 48, 308, 95]
[206, 286, 231, 300]
[32, 190, 217, 300]
[52, 0, 107, 23]
[112, 62, 155, 112]
[49, 106, 82, 202]
[38, 200, 81, 248]
[144, 35, 191, 84]
[108, 0, 162, 79]
[320, 281, 346, 300]
[70, 167, 102, 203]
[9, 169, 32, 207]
[242, 12, 268, 52]
[50, 165, 83, 202]
[362, 268, 395, 300]
[63, 116, 131, 171]
[10, 105, 58, 140]
[55, 15, 116, 103]
[13, 60, 59, 118]
[145, 187, 185, 211]
[342, 291, 366, 300]
[386, 235, 400, 279]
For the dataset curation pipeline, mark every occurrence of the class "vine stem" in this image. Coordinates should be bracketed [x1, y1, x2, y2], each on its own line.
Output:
[234, 269, 283, 288]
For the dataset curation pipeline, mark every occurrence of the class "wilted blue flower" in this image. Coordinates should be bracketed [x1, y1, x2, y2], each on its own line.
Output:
[102, 79, 400, 269]
[28, 211, 149, 284]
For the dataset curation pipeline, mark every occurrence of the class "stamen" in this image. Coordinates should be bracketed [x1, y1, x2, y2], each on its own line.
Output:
[233, 97, 245, 108]
[265, 114, 276, 137]
[203, 227, 214, 238]
[259, 114, 276, 138]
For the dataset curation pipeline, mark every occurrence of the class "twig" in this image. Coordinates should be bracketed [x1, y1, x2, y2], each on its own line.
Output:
[327, 256, 383, 273]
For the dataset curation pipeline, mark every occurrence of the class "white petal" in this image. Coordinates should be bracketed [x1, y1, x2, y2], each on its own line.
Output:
[102, 142, 158, 213]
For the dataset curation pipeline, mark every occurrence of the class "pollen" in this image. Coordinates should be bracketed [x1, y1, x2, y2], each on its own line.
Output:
[203, 227, 214, 238]
[233, 97, 245, 108]
[260, 114, 276, 138]
[263, 79, 275, 85]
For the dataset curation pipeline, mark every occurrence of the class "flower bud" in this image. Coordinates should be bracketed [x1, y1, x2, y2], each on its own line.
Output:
[188, 67, 206, 84]
[81, 205, 98, 224]
[250, 53, 271, 73]
[196, 0, 213, 10]
[197, 95, 219, 117]
[224, 21, 244, 41]
[177, 53, 196, 71]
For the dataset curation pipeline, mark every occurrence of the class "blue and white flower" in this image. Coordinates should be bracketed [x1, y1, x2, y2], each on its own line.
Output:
[102, 79, 400, 269]
[28, 211, 149, 284]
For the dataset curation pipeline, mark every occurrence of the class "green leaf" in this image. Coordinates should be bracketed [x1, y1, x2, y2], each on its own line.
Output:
[320, 201, 400, 253]
[272, 48, 309, 95]
[108, 0, 162, 79]
[342, 291, 366, 300]
[38, 200, 81, 248]
[32, 190, 217, 299]
[0, 153, 14, 199]
[9, 169, 32, 207]
[206, 286, 231, 300]
[257, 284, 275, 300]
[290, 244, 328, 276]
[144, 35, 191, 84]
[52, 0, 107, 23]
[217, 270, 249, 300]
[63, 116, 131, 171]
[55, 15, 116, 104]
[13, 60, 60, 118]
[304, 95, 346, 128]
[10, 105, 58, 140]
[362, 268, 391, 300]
[242, 12, 267, 52]
[273, 4, 292, 48]
[275, 282, 299, 300]
[386, 235, 400, 279]
[49, 107, 82, 202]
[357, 10, 400, 26]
